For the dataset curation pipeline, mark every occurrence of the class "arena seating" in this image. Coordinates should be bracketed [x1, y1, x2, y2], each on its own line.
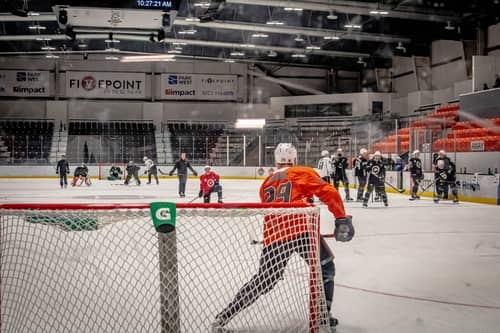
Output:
[66, 121, 156, 164]
[0, 120, 54, 163]
[371, 104, 500, 154]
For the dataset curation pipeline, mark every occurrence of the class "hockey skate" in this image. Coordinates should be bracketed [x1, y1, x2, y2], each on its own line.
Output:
[345, 197, 353, 202]
[362, 201, 368, 208]
[409, 195, 416, 201]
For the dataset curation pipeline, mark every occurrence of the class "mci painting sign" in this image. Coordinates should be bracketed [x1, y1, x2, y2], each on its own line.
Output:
[160, 74, 237, 101]
[66, 72, 146, 99]
[0, 70, 50, 97]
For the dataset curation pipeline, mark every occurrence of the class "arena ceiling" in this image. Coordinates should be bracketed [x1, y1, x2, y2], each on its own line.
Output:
[0, 0, 499, 69]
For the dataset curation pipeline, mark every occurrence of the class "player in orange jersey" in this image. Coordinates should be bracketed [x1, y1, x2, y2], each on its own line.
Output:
[215, 143, 354, 331]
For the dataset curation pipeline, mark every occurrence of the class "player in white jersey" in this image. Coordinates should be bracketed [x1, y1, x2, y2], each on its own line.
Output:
[143, 156, 159, 185]
[317, 150, 333, 183]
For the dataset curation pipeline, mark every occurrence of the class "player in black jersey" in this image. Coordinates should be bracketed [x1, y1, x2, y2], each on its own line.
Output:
[434, 151, 458, 203]
[407, 150, 423, 200]
[363, 151, 388, 207]
[331, 148, 353, 201]
[354, 148, 369, 201]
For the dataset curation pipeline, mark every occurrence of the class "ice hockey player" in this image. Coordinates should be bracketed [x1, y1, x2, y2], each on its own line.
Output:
[124, 161, 141, 186]
[434, 150, 453, 200]
[214, 143, 354, 332]
[71, 164, 91, 186]
[331, 148, 353, 201]
[108, 165, 123, 180]
[198, 165, 223, 203]
[55, 154, 70, 189]
[143, 156, 159, 185]
[407, 150, 423, 200]
[354, 148, 369, 201]
[317, 150, 333, 183]
[169, 152, 198, 197]
[363, 151, 388, 207]
[434, 153, 458, 203]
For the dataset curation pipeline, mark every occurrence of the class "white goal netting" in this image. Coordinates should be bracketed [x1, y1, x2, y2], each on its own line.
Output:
[0, 203, 329, 333]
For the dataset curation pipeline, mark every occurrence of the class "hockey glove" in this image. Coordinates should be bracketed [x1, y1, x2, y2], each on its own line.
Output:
[334, 215, 354, 242]
[169, 172, 173, 176]
[193, 172, 198, 176]
[198, 190, 203, 197]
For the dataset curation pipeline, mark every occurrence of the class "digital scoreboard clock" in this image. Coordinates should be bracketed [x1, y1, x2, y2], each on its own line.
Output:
[50, 0, 180, 11]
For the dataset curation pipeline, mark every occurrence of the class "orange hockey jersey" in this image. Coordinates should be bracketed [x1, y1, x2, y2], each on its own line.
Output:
[259, 166, 346, 245]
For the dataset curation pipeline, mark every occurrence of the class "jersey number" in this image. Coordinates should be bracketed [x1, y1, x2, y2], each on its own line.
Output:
[264, 181, 292, 203]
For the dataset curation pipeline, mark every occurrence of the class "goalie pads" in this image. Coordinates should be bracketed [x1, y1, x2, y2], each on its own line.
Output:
[334, 215, 354, 242]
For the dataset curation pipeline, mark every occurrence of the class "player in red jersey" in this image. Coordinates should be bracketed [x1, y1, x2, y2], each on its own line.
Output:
[198, 165, 223, 203]
[215, 143, 354, 331]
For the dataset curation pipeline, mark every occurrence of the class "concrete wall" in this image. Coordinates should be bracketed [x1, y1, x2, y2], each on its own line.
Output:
[472, 55, 500, 91]
[269, 92, 392, 119]
[487, 23, 500, 56]
[431, 40, 468, 90]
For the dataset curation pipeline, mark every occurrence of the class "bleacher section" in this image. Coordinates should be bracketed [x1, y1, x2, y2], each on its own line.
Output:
[371, 104, 500, 154]
[0, 120, 54, 164]
[66, 121, 156, 164]
[167, 122, 225, 165]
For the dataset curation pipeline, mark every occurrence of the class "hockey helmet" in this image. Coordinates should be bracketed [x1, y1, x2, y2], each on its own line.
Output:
[204, 165, 211, 170]
[412, 150, 420, 157]
[321, 150, 329, 157]
[373, 151, 382, 160]
[336, 148, 343, 156]
[438, 150, 446, 157]
[143, 156, 148, 161]
[275, 143, 297, 165]
[360, 148, 368, 155]
[128, 160, 134, 165]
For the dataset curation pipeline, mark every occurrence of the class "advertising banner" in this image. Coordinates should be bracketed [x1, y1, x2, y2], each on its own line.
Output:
[160, 74, 237, 100]
[66, 71, 146, 99]
[0, 70, 50, 97]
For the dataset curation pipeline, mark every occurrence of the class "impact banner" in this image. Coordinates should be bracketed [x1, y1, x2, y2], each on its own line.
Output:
[66, 71, 146, 99]
[0, 70, 50, 97]
[160, 74, 237, 101]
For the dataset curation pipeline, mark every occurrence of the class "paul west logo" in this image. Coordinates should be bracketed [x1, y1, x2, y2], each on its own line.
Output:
[167, 75, 192, 85]
[16, 71, 42, 82]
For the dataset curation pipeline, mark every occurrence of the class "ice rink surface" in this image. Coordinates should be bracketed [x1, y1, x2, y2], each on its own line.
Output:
[1, 177, 500, 333]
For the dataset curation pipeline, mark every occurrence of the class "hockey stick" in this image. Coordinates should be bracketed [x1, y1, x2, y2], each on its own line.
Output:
[384, 180, 405, 193]
[188, 196, 200, 203]
[158, 168, 172, 176]
[419, 180, 435, 193]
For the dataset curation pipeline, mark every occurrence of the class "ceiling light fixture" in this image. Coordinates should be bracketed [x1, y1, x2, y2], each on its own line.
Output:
[266, 20, 284, 25]
[327, 11, 338, 20]
[173, 42, 188, 46]
[185, 17, 200, 22]
[230, 51, 245, 56]
[224, 59, 236, 63]
[291, 53, 306, 58]
[41, 46, 56, 51]
[251, 33, 269, 38]
[267, 50, 277, 57]
[27, 12, 40, 16]
[369, 10, 389, 15]
[445, 21, 455, 30]
[344, 24, 362, 29]
[241, 44, 256, 48]
[36, 37, 52, 41]
[178, 29, 197, 35]
[294, 35, 305, 42]
[105, 56, 120, 60]
[306, 45, 321, 50]
[323, 35, 340, 40]
[167, 49, 182, 54]
[121, 55, 176, 62]
[45, 54, 59, 59]
[194, 1, 210, 8]
[284, 7, 303, 12]
[235, 118, 266, 129]
[104, 47, 120, 52]
[28, 25, 46, 30]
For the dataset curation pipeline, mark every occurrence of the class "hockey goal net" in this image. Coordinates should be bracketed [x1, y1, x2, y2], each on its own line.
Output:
[0, 202, 329, 333]
[97, 163, 127, 180]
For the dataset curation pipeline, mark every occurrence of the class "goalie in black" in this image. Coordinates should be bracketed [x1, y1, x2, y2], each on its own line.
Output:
[108, 165, 123, 180]
[124, 161, 141, 186]
[363, 151, 388, 207]
[143, 156, 159, 185]
[71, 164, 91, 187]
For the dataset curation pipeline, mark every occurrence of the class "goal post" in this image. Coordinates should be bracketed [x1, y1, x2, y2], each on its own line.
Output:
[0, 202, 329, 333]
